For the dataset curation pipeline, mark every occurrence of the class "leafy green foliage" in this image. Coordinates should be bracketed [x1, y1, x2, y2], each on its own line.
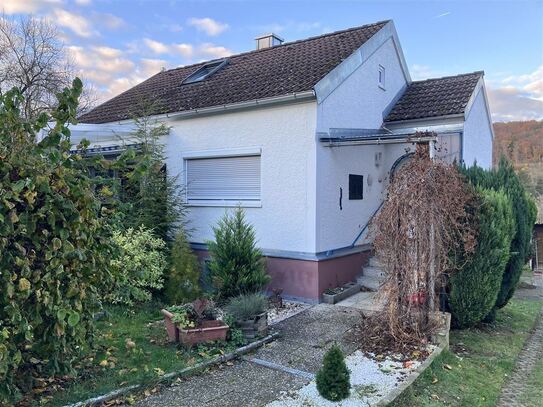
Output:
[448, 188, 515, 328]
[164, 230, 201, 304]
[316, 345, 351, 401]
[166, 299, 219, 328]
[118, 103, 187, 242]
[207, 207, 270, 302]
[460, 159, 537, 320]
[107, 226, 167, 306]
[0, 80, 117, 401]
[225, 293, 268, 321]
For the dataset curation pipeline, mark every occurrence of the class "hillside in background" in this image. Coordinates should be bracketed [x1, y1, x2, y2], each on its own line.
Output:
[493, 120, 543, 223]
[493, 121, 543, 166]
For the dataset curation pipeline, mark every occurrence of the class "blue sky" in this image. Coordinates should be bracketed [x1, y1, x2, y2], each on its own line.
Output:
[3, 0, 543, 121]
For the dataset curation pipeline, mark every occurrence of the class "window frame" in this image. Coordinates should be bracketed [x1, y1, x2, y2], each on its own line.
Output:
[349, 174, 364, 200]
[378, 65, 386, 90]
[183, 147, 262, 208]
[182, 59, 229, 85]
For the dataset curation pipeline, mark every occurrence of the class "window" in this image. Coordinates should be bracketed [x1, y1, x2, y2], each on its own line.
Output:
[378, 65, 385, 89]
[185, 154, 261, 206]
[349, 174, 364, 200]
[182, 59, 228, 84]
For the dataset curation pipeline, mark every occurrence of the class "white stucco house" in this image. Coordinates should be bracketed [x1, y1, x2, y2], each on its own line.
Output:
[72, 20, 494, 302]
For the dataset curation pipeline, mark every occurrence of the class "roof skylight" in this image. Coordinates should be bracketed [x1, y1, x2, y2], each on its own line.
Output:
[182, 59, 229, 84]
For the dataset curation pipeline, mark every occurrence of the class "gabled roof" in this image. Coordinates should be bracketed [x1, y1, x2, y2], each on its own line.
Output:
[384, 71, 483, 123]
[79, 21, 389, 124]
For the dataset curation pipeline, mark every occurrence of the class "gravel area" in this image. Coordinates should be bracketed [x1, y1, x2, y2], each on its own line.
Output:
[267, 301, 311, 325]
[266, 349, 429, 407]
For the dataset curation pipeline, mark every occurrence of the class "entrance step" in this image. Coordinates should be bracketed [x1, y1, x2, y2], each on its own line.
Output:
[369, 257, 383, 268]
[363, 266, 385, 280]
[356, 275, 382, 292]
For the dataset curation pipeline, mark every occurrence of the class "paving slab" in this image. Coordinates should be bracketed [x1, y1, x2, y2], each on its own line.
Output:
[336, 291, 384, 313]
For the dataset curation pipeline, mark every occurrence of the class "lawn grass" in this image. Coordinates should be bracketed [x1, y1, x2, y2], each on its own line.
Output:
[518, 354, 543, 407]
[44, 303, 244, 406]
[392, 298, 543, 407]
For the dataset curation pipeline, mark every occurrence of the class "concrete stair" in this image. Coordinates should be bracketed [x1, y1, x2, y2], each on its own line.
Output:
[357, 256, 385, 292]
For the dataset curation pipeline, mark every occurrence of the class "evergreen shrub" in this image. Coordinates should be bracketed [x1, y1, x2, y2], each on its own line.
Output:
[207, 207, 270, 302]
[316, 345, 350, 401]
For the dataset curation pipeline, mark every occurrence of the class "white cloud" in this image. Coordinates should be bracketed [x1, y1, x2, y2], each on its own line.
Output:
[198, 43, 232, 59]
[410, 64, 448, 81]
[52, 9, 95, 37]
[188, 17, 228, 36]
[140, 58, 168, 76]
[97, 13, 125, 30]
[434, 12, 451, 19]
[486, 65, 543, 121]
[1, 0, 61, 14]
[143, 38, 170, 54]
[487, 87, 543, 122]
[172, 43, 193, 58]
[75, 0, 92, 5]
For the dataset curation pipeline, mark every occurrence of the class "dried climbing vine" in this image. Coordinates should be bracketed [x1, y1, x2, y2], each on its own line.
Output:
[371, 142, 477, 344]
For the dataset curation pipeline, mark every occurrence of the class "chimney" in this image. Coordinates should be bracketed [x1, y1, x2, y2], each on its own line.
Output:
[255, 33, 284, 50]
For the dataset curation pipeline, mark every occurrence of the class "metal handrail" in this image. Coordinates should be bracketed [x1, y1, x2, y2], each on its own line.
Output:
[350, 201, 384, 248]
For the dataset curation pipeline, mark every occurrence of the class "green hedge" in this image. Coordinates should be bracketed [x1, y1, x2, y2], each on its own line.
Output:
[460, 160, 537, 320]
[448, 188, 515, 328]
[0, 81, 116, 401]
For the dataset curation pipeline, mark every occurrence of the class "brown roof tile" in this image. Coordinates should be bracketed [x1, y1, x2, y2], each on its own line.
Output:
[79, 21, 389, 124]
[385, 71, 483, 123]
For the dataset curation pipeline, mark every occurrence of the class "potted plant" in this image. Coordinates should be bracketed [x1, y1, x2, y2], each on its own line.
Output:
[162, 298, 229, 346]
[225, 293, 268, 340]
[322, 281, 361, 304]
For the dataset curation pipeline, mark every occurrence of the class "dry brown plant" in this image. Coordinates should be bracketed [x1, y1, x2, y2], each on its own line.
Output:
[371, 142, 476, 345]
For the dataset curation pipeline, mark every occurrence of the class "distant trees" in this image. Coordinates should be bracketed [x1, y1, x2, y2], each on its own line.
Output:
[0, 14, 96, 118]
[493, 121, 543, 166]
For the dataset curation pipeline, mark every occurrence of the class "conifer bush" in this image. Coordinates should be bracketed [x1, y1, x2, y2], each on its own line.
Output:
[316, 345, 351, 401]
[461, 160, 537, 320]
[164, 229, 201, 304]
[207, 207, 270, 302]
[448, 188, 515, 328]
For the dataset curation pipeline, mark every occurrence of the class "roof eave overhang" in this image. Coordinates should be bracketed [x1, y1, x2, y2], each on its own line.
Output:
[383, 113, 465, 127]
[319, 133, 438, 147]
[81, 90, 317, 125]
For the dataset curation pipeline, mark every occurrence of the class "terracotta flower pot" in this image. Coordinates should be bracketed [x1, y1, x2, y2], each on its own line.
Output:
[161, 309, 179, 343]
[178, 320, 229, 346]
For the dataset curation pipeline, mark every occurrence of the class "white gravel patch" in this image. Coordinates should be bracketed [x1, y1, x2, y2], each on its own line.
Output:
[268, 301, 311, 325]
[266, 349, 433, 407]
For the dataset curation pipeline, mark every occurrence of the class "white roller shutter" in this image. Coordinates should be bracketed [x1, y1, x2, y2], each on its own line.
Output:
[186, 155, 261, 203]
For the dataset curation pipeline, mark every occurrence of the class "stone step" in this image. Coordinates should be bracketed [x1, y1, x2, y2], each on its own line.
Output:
[363, 266, 386, 280]
[369, 257, 382, 268]
[357, 275, 382, 292]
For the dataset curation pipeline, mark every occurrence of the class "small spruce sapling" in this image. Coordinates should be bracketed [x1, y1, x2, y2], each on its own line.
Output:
[316, 345, 351, 401]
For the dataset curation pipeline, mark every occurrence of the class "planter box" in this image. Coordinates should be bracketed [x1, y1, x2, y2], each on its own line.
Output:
[238, 312, 268, 340]
[161, 309, 179, 343]
[179, 320, 229, 346]
[322, 282, 361, 304]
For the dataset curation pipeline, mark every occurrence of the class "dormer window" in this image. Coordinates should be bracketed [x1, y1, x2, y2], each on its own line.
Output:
[182, 59, 228, 84]
[378, 65, 385, 89]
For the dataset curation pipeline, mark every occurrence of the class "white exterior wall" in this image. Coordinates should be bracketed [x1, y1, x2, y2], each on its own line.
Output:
[315, 37, 410, 252]
[462, 88, 493, 169]
[164, 101, 318, 253]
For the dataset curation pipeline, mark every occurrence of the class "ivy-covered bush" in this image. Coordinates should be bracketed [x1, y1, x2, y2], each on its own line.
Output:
[164, 229, 201, 305]
[107, 226, 167, 306]
[448, 188, 515, 328]
[461, 160, 537, 320]
[0, 80, 117, 401]
[207, 207, 270, 302]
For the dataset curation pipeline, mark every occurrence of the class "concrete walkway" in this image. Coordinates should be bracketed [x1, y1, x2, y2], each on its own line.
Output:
[496, 275, 543, 407]
[135, 304, 363, 407]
